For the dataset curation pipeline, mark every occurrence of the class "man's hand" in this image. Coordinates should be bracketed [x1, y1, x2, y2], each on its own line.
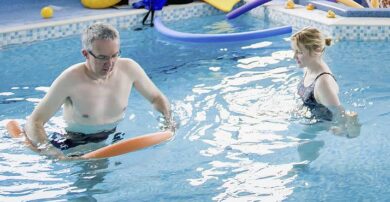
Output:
[37, 142, 81, 161]
[158, 115, 177, 133]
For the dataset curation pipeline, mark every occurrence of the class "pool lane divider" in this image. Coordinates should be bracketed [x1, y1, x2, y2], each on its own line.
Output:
[153, 17, 292, 43]
[6, 120, 173, 159]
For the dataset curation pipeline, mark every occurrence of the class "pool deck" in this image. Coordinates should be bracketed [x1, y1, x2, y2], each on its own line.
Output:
[1, 1, 389, 29]
[269, 3, 390, 26]
[0, 0, 145, 33]
[0, 0, 389, 47]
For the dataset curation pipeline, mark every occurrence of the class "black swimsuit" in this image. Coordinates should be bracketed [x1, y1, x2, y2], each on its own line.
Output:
[48, 128, 125, 150]
[297, 72, 336, 121]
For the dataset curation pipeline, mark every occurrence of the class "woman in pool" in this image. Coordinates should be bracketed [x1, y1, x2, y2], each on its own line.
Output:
[291, 27, 361, 138]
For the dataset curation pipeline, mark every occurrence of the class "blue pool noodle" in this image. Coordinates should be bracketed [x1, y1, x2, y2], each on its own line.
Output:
[226, 0, 272, 20]
[154, 17, 292, 43]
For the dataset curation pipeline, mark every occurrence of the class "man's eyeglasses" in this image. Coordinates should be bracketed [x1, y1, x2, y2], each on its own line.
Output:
[88, 50, 121, 61]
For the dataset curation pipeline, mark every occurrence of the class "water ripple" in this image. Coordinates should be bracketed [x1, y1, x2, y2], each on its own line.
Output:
[181, 60, 302, 200]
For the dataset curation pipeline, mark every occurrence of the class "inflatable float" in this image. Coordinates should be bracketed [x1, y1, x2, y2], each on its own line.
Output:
[154, 17, 292, 43]
[203, 0, 241, 12]
[337, 0, 364, 8]
[226, 0, 272, 20]
[6, 120, 172, 159]
[81, 0, 122, 9]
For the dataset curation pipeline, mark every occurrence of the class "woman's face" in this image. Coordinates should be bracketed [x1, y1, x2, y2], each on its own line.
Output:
[291, 41, 313, 68]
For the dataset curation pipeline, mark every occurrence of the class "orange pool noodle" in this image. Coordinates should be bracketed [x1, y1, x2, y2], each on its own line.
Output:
[82, 131, 173, 159]
[6, 120, 172, 159]
[6, 120, 23, 138]
[6, 120, 39, 151]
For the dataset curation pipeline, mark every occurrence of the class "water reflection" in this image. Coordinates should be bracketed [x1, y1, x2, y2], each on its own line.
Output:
[182, 56, 302, 200]
[66, 159, 110, 201]
[0, 119, 112, 201]
[296, 124, 327, 165]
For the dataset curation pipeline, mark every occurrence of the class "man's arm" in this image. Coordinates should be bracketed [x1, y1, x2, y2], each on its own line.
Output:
[25, 72, 70, 158]
[128, 60, 172, 126]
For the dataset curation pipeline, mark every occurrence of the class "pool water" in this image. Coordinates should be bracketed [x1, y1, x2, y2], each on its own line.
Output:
[1, 15, 389, 201]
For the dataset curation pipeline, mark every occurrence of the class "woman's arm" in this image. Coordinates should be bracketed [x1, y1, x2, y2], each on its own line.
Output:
[314, 75, 361, 138]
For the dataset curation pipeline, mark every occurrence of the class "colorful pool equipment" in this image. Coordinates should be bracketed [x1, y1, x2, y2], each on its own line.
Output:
[81, 0, 121, 9]
[226, 0, 272, 20]
[203, 0, 241, 12]
[371, 0, 380, 7]
[337, 0, 364, 8]
[1, 1, 390, 198]
[40, 6, 54, 18]
[285, 0, 295, 8]
[310, 0, 390, 17]
[82, 131, 173, 159]
[153, 17, 292, 43]
[307, 3, 315, 10]
[142, 0, 168, 26]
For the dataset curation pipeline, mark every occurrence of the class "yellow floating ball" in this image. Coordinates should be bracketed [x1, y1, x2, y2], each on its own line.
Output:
[41, 6, 54, 19]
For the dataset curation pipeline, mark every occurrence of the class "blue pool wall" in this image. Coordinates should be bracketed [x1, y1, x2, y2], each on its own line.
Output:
[1, 2, 390, 48]
[250, 3, 390, 41]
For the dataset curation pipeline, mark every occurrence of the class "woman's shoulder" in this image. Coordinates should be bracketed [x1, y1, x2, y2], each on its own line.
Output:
[315, 73, 337, 88]
[314, 74, 339, 100]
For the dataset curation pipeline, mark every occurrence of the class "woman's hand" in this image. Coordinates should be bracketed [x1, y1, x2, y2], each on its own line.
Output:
[344, 111, 361, 138]
[330, 111, 361, 138]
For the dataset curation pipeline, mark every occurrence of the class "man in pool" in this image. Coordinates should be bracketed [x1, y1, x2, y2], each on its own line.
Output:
[24, 22, 173, 159]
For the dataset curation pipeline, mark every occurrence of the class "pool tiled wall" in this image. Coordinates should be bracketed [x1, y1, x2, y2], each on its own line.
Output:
[0, 3, 219, 48]
[0, 2, 389, 48]
[311, 1, 390, 18]
[250, 4, 390, 41]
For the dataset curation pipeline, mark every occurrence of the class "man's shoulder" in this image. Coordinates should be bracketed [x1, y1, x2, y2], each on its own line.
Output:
[117, 58, 142, 72]
[57, 63, 85, 81]
[117, 58, 137, 66]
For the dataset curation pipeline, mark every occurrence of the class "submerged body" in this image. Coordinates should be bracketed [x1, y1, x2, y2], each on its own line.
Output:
[24, 23, 172, 159]
[291, 27, 360, 137]
[297, 72, 336, 121]
[59, 58, 144, 133]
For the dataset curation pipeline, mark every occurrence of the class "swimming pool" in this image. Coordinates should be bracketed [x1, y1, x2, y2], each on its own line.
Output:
[1, 14, 389, 201]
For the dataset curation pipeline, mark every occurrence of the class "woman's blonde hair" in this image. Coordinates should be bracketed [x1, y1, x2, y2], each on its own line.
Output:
[291, 27, 331, 54]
